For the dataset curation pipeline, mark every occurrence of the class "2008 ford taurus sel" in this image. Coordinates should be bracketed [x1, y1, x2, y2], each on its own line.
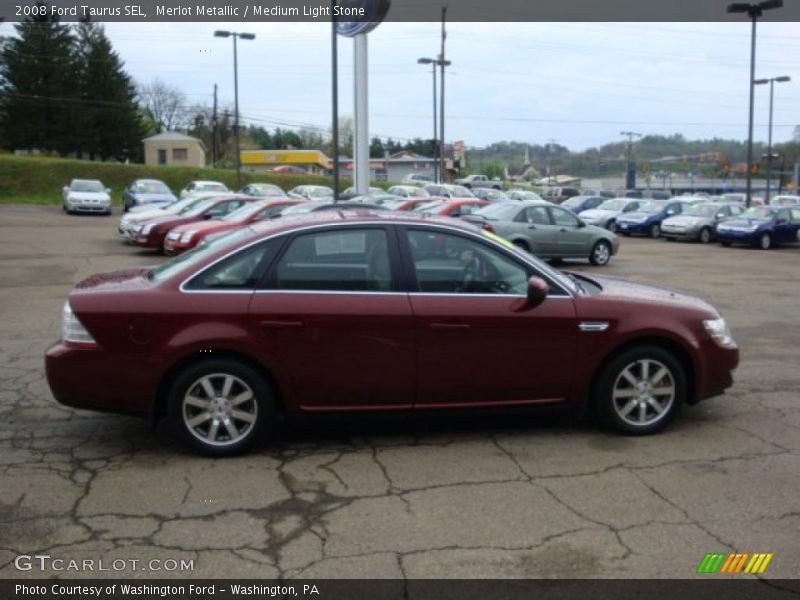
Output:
[45, 210, 739, 455]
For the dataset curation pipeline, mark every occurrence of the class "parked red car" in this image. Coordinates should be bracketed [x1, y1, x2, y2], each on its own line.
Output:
[416, 199, 490, 217]
[46, 211, 738, 455]
[130, 195, 257, 252]
[163, 199, 303, 255]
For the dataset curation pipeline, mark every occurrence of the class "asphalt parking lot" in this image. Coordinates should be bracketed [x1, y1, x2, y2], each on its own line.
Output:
[1, 204, 798, 579]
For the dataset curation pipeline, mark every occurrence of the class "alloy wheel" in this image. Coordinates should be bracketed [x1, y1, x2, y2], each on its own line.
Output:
[699, 228, 712, 244]
[611, 359, 675, 427]
[591, 241, 611, 265]
[760, 233, 772, 250]
[181, 373, 258, 447]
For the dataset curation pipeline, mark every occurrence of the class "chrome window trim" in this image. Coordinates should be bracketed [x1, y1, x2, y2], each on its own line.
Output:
[178, 219, 576, 298]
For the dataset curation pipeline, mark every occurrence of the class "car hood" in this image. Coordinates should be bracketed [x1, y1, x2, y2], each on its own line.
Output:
[170, 219, 230, 235]
[579, 209, 617, 220]
[579, 273, 718, 317]
[67, 192, 109, 201]
[132, 193, 176, 203]
[143, 214, 197, 229]
[618, 211, 656, 221]
[124, 207, 173, 221]
[72, 267, 152, 294]
[663, 215, 707, 227]
[719, 217, 770, 227]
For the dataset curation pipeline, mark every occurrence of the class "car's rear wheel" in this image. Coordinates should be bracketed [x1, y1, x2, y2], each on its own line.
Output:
[595, 345, 685, 435]
[649, 223, 660, 238]
[589, 240, 612, 266]
[169, 359, 273, 456]
[512, 240, 530, 253]
[698, 227, 712, 244]
[759, 232, 772, 250]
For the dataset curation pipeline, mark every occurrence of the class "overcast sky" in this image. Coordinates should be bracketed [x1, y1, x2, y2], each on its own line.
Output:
[90, 21, 799, 151]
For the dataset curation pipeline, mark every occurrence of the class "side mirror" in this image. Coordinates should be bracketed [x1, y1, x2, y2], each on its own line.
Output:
[577, 220, 586, 228]
[526, 276, 549, 307]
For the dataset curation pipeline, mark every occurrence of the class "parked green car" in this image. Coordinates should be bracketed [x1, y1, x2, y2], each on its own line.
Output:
[463, 200, 620, 265]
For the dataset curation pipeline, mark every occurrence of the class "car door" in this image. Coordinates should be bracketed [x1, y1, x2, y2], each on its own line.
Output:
[400, 226, 578, 408]
[249, 225, 415, 410]
[549, 206, 595, 257]
[519, 205, 559, 255]
[774, 208, 797, 243]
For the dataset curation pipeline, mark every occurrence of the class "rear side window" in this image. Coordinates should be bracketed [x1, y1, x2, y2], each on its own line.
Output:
[267, 229, 393, 292]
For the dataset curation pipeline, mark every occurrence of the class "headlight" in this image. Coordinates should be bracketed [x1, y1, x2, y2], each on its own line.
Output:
[748, 224, 759, 231]
[142, 223, 154, 234]
[703, 318, 734, 347]
[180, 231, 196, 243]
[62, 302, 98, 347]
[133, 224, 143, 233]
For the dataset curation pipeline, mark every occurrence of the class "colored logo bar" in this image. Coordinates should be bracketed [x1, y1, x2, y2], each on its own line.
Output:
[697, 553, 773, 574]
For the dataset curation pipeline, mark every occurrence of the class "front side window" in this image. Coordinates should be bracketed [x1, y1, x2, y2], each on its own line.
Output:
[269, 229, 393, 292]
[551, 207, 580, 227]
[185, 238, 282, 290]
[406, 229, 529, 295]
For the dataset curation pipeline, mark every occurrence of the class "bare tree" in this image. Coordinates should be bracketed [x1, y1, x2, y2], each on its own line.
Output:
[138, 79, 188, 133]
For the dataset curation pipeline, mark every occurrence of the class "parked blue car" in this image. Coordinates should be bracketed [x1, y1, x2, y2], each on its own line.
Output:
[122, 179, 177, 212]
[561, 195, 606, 215]
[715, 206, 800, 250]
[616, 199, 697, 239]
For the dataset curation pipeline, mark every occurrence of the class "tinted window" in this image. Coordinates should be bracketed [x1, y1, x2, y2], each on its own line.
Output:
[271, 229, 392, 292]
[790, 208, 800, 221]
[406, 230, 529, 295]
[523, 206, 550, 225]
[185, 239, 281, 290]
[551, 208, 580, 227]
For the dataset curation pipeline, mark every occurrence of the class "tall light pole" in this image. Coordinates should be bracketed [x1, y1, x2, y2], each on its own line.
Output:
[727, 0, 783, 208]
[214, 30, 255, 189]
[754, 75, 790, 204]
[620, 131, 642, 190]
[439, 5, 448, 183]
[417, 57, 450, 183]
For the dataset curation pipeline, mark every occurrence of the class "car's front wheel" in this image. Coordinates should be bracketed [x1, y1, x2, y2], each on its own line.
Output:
[759, 232, 772, 250]
[589, 240, 612, 266]
[698, 227, 712, 244]
[595, 345, 685, 435]
[169, 359, 274, 456]
[649, 223, 660, 238]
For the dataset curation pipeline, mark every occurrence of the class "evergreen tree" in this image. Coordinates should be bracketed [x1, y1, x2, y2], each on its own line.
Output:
[0, 4, 81, 154]
[75, 21, 143, 160]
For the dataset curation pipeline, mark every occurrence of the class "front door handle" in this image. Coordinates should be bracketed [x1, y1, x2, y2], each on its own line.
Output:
[528, 225, 537, 230]
[429, 322, 471, 331]
[260, 320, 303, 330]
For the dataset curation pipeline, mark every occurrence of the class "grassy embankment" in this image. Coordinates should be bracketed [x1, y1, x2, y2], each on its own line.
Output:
[0, 154, 391, 206]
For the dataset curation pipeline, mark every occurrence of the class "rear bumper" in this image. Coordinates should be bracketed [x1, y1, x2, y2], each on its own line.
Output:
[45, 342, 156, 417]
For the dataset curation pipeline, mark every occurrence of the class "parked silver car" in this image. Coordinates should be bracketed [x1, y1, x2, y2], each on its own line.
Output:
[661, 202, 745, 243]
[62, 179, 112, 215]
[579, 198, 642, 232]
[463, 201, 619, 266]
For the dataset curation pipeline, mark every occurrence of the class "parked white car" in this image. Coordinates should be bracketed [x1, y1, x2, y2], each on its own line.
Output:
[579, 198, 643, 232]
[770, 195, 800, 207]
[118, 197, 199, 238]
[62, 179, 112, 215]
[179, 180, 229, 199]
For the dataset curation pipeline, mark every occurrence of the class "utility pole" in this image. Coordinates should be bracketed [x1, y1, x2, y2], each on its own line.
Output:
[331, 10, 340, 201]
[547, 138, 557, 183]
[620, 131, 642, 190]
[211, 83, 218, 168]
[439, 4, 447, 183]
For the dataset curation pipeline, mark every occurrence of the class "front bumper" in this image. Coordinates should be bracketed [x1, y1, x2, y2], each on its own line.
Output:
[616, 221, 649, 235]
[715, 229, 758, 245]
[68, 201, 111, 213]
[131, 232, 163, 248]
[661, 227, 700, 240]
[690, 338, 739, 404]
[163, 236, 194, 255]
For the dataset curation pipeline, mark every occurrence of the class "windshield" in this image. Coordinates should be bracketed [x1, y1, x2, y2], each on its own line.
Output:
[474, 203, 521, 221]
[71, 180, 104, 193]
[684, 204, 717, 217]
[197, 182, 228, 192]
[741, 207, 774, 219]
[222, 202, 267, 222]
[247, 184, 284, 197]
[134, 181, 170, 194]
[281, 202, 322, 215]
[597, 199, 625, 211]
[562, 197, 584, 208]
[308, 187, 333, 197]
[448, 186, 474, 198]
[148, 227, 255, 283]
[181, 199, 215, 216]
[636, 201, 664, 214]
[415, 201, 445, 213]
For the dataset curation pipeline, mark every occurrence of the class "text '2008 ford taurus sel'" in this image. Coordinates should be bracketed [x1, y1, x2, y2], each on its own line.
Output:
[45, 210, 739, 456]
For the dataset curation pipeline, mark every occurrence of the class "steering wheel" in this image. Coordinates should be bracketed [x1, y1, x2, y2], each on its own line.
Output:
[456, 254, 482, 293]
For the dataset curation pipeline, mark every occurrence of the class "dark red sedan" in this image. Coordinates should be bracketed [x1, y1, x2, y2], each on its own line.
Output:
[46, 211, 739, 455]
[130, 195, 258, 252]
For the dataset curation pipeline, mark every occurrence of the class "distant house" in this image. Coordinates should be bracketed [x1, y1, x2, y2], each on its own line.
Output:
[504, 147, 540, 182]
[143, 132, 206, 168]
[337, 151, 437, 183]
[241, 149, 332, 175]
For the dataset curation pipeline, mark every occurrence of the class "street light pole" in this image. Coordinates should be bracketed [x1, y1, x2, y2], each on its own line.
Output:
[727, 0, 783, 208]
[754, 75, 790, 204]
[418, 57, 444, 183]
[214, 30, 255, 189]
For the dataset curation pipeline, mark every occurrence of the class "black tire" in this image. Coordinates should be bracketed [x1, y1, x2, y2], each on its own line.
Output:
[649, 223, 660, 239]
[594, 345, 685, 435]
[621, 232, 631, 237]
[606, 220, 617, 233]
[721, 241, 732, 247]
[758, 232, 772, 250]
[512, 240, 530, 253]
[665, 237, 675, 242]
[168, 358, 274, 456]
[698, 227, 712, 244]
[589, 240, 612, 266]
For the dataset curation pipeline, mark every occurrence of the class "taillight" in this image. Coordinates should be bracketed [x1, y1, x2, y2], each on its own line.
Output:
[62, 302, 98, 348]
[482, 222, 496, 233]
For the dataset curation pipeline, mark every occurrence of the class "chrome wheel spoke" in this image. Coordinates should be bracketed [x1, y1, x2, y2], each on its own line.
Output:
[647, 397, 666, 415]
[613, 358, 675, 427]
[231, 390, 253, 406]
[649, 366, 668, 386]
[200, 376, 216, 399]
[651, 386, 674, 396]
[221, 375, 234, 399]
[613, 388, 638, 399]
[619, 399, 638, 417]
[621, 368, 638, 387]
[223, 419, 239, 439]
[185, 395, 210, 410]
[186, 412, 212, 428]
[638, 402, 647, 423]
[230, 409, 256, 423]
[207, 419, 220, 441]
[640, 359, 650, 381]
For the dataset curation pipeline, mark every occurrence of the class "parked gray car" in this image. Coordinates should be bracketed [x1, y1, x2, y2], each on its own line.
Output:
[62, 179, 112, 215]
[463, 201, 619, 266]
[661, 202, 745, 243]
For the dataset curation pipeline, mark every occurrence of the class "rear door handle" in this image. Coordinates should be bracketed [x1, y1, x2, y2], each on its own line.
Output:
[260, 320, 303, 330]
[429, 322, 471, 331]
